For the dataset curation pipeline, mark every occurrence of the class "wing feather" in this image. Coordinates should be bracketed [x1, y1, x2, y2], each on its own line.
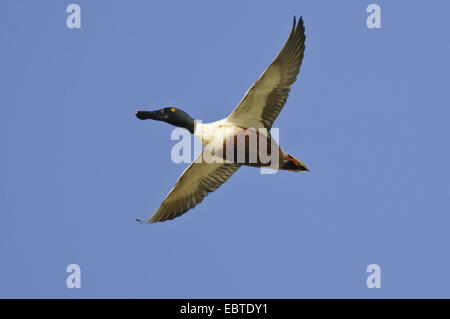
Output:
[143, 152, 241, 223]
[227, 17, 306, 129]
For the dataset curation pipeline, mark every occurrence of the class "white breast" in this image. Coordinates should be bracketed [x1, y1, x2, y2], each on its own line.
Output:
[194, 118, 235, 146]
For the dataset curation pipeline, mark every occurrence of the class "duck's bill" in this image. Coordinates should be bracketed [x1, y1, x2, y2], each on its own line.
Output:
[135, 110, 166, 121]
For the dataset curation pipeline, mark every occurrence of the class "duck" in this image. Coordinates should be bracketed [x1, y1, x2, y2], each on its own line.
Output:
[136, 16, 309, 223]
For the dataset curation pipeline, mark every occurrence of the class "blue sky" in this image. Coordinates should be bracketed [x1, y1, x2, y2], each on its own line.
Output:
[1, 0, 450, 298]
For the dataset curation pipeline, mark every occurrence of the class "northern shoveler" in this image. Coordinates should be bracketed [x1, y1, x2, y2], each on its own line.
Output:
[136, 17, 309, 223]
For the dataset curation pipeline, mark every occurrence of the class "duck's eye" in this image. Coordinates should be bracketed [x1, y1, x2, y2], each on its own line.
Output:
[170, 108, 176, 112]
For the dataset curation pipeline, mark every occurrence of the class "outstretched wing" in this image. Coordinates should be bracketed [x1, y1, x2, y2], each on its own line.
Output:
[227, 17, 306, 129]
[140, 152, 241, 223]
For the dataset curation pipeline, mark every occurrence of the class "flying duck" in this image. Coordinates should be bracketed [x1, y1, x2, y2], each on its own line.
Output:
[136, 16, 309, 223]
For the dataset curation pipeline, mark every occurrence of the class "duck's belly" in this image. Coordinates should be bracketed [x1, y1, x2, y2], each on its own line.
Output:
[213, 126, 283, 167]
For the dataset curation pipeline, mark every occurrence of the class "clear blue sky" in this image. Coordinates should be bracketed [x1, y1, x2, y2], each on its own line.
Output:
[1, 0, 450, 298]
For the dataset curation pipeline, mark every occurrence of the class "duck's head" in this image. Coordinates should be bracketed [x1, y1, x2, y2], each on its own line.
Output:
[136, 107, 195, 134]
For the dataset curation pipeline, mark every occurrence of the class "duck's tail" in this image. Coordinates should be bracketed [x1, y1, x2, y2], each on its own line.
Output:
[280, 154, 309, 172]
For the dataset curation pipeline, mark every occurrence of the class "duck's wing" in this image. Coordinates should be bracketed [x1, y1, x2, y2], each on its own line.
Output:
[140, 152, 241, 223]
[227, 17, 306, 130]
